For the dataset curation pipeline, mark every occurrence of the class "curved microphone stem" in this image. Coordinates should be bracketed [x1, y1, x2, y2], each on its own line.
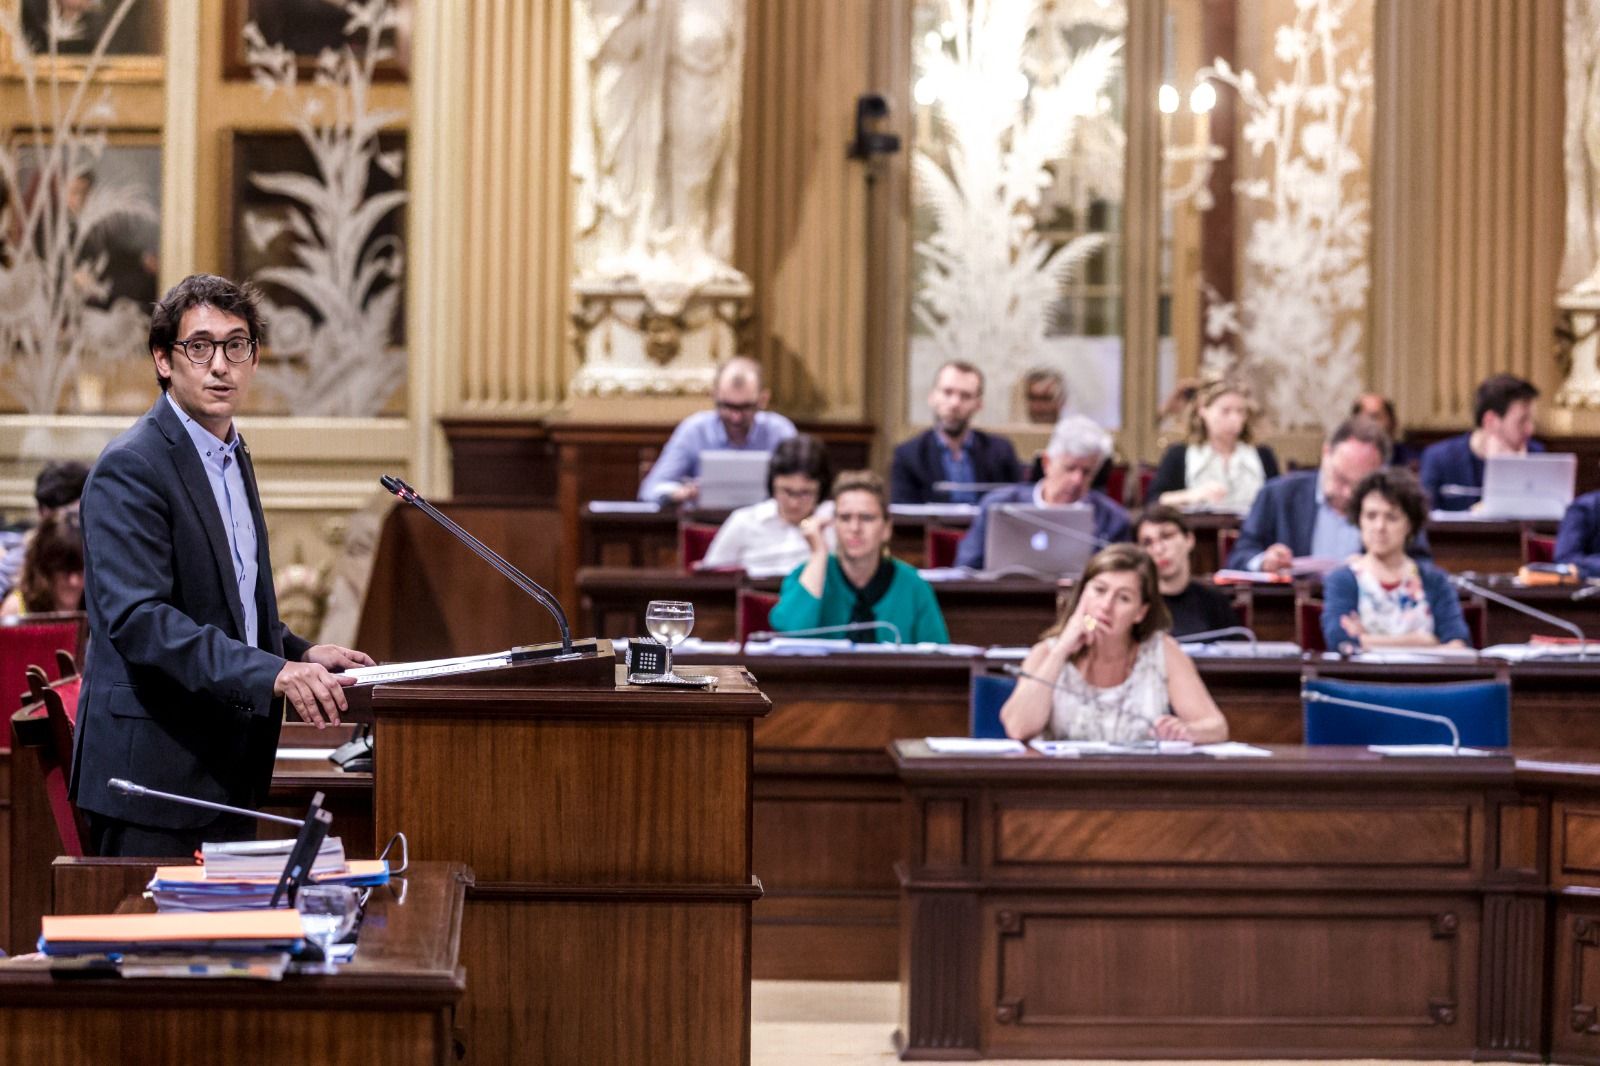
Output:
[1453, 574, 1589, 661]
[1176, 625, 1258, 652]
[382, 475, 573, 653]
[1301, 690, 1461, 753]
[109, 778, 302, 827]
[746, 621, 903, 647]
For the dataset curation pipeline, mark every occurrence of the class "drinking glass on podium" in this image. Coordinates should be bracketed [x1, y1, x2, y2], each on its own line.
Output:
[645, 600, 694, 680]
[296, 885, 360, 973]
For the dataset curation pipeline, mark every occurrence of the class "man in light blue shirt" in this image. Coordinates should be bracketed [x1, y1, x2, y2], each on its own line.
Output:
[638, 356, 797, 503]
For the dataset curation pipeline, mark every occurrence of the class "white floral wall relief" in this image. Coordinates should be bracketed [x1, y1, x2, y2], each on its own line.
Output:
[909, 0, 1125, 427]
[1198, 0, 1373, 431]
[0, 0, 157, 414]
[242, 0, 407, 417]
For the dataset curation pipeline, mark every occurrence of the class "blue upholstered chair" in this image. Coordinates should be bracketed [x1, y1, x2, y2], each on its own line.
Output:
[970, 672, 1017, 739]
[1301, 676, 1510, 748]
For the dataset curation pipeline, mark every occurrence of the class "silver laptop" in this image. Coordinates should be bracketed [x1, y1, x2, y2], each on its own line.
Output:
[983, 504, 1098, 578]
[696, 450, 771, 510]
[1480, 453, 1576, 519]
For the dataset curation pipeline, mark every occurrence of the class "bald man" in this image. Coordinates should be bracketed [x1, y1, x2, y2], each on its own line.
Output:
[637, 357, 798, 503]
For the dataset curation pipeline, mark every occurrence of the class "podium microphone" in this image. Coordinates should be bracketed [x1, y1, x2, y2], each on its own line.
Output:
[1451, 573, 1591, 660]
[109, 778, 303, 827]
[381, 475, 572, 654]
[1176, 625, 1258, 652]
[1300, 688, 1462, 753]
[746, 621, 904, 647]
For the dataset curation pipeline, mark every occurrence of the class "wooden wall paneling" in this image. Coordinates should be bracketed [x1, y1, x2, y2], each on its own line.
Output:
[1122, 0, 1165, 464]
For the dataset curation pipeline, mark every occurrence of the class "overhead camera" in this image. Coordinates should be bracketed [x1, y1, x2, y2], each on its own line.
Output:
[849, 93, 902, 160]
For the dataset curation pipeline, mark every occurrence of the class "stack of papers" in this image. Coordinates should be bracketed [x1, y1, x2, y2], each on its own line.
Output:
[925, 737, 1025, 755]
[202, 837, 348, 880]
[149, 861, 389, 912]
[39, 910, 306, 956]
[1181, 640, 1302, 658]
[1481, 642, 1600, 661]
[586, 500, 662, 514]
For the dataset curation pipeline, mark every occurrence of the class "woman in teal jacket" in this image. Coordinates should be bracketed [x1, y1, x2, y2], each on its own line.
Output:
[769, 470, 949, 645]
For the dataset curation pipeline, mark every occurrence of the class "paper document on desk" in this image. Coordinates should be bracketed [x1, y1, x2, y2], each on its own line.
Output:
[1181, 641, 1302, 658]
[1348, 647, 1482, 663]
[344, 650, 513, 686]
[925, 737, 1026, 755]
[586, 500, 662, 514]
[1368, 744, 1493, 757]
[1481, 642, 1600, 661]
[891, 503, 979, 518]
[1030, 739, 1196, 756]
[1196, 742, 1274, 757]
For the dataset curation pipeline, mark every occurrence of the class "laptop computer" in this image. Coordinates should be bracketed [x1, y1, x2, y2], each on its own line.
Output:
[1480, 453, 1576, 519]
[696, 450, 771, 511]
[982, 504, 1098, 578]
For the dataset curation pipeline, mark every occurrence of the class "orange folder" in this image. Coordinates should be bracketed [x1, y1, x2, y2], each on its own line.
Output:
[42, 909, 303, 945]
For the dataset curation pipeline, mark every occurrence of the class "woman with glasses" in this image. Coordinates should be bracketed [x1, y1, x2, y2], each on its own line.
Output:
[769, 470, 949, 644]
[700, 434, 835, 576]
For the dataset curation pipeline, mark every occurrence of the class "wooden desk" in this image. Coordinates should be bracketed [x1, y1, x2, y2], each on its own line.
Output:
[892, 742, 1579, 1061]
[579, 567, 1063, 646]
[0, 860, 470, 1066]
[1425, 518, 1557, 574]
[2, 723, 373, 957]
[367, 653, 767, 1066]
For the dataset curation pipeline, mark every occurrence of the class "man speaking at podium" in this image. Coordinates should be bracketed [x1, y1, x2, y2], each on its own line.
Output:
[70, 274, 374, 857]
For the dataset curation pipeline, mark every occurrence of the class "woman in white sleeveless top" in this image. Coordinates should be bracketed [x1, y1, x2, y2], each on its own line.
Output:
[1000, 544, 1229, 743]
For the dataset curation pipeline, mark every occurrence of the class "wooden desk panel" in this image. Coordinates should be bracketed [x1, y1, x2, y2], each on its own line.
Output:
[892, 743, 1545, 1061]
[0, 861, 469, 1066]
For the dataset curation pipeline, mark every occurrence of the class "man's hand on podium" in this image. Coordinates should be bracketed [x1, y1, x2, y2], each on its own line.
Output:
[277, 645, 376, 728]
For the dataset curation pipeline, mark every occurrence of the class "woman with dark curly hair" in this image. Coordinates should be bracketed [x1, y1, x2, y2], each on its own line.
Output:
[1, 510, 84, 617]
[1321, 468, 1470, 653]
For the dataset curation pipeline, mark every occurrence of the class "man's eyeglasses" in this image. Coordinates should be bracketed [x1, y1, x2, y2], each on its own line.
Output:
[715, 400, 759, 415]
[172, 335, 257, 366]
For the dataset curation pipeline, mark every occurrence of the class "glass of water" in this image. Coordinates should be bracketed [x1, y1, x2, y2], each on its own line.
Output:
[295, 884, 360, 974]
[645, 600, 694, 679]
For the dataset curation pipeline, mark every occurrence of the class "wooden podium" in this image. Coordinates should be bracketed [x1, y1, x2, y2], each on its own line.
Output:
[360, 642, 769, 1066]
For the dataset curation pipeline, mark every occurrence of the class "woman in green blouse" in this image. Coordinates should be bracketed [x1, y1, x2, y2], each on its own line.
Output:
[769, 470, 950, 645]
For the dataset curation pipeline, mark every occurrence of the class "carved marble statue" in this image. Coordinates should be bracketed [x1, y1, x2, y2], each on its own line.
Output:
[573, 0, 748, 310]
[1561, 0, 1600, 297]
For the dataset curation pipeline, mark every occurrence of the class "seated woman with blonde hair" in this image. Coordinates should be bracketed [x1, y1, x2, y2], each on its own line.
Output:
[0, 511, 84, 617]
[1000, 543, 1228, 743]
[1150, 377, 1279, 512]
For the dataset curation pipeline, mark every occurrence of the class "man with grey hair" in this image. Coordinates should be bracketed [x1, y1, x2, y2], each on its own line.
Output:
[638, 356, 797, 503]
[955, 414, 1130, 569]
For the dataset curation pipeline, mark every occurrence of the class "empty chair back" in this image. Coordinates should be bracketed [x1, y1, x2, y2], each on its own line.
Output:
[970, 672, 1017, 739]
[0, 612, 85, 752]
[736, 588, 780, 642]
[924, 526, 965, 569]
[1302, 676, 1510, 748]
[679, 521, 721, 571]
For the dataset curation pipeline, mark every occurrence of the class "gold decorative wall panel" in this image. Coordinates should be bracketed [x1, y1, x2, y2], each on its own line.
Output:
[735, 0, 876, 422]
[1372, 0, 1565, 431]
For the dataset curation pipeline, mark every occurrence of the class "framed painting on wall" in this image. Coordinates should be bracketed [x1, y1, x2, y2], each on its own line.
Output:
[221, 0, 409, 81]
[8, 0, 166, 80]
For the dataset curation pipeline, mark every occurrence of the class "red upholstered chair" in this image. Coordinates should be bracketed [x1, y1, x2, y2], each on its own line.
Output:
[1137, 463, 1157, 506]
[1461, 597, 1488, 648]
[924, 526, 965, 569]
[679, 520, 721, 571]
[1102, 463, 1128, 506]
[736, 589, 780, 643]
[1295, 593, 1326, 652]
[10, 666, 89, 857]
[0, 612, 85, 752]
[1522, 529, 1557, 564]
[1217, 528, 1240, 568]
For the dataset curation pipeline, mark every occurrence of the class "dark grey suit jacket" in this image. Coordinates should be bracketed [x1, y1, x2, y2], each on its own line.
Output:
[70, 397, 311, 829]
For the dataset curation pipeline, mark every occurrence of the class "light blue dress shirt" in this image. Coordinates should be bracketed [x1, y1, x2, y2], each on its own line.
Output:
[165, 391, 260, 647]
[637, 409, 798, 502]
[938, 436, 978, 504]
[1309, 478, 1364, 561]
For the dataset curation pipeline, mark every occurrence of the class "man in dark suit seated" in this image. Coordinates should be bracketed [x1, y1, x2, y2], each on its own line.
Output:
[956, 415, 1130, 569]
[71, 274, 375, 858]
[1419, 373, 1543, 511]
[1555, 490, 1600, 578]
[891, 360, 1022, 504]
[1226, 416, 1429, 573]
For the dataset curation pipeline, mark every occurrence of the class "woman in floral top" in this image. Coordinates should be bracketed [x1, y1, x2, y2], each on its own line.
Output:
[1320, 468, 1472, 653]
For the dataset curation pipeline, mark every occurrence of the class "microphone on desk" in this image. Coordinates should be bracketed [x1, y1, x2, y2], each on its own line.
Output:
[1176, 625, 1258, 652]
[745, 621, 904, 647]
[1299, 688, 1462, 754]
[109, 778, 303, 827]
[1450, 573, 1592, 660]
[1572, 584, 1600, 602]
[380, 475, 573, 654]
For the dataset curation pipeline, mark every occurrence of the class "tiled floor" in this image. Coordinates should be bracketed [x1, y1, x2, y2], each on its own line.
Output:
[749, 980, 1523, 1066]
